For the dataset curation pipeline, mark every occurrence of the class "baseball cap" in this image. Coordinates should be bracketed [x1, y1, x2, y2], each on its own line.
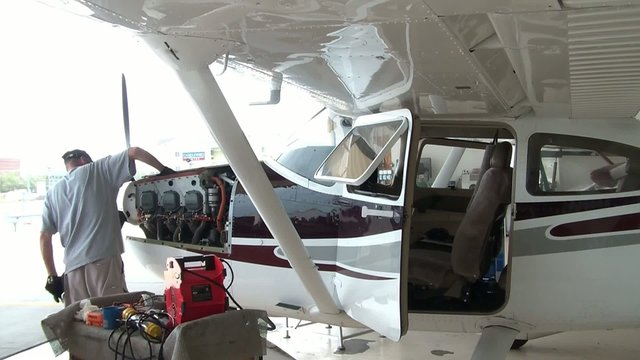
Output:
[61, 149, 90, 162]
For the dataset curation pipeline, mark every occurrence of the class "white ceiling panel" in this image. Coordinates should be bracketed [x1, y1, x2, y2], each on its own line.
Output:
[568, 7, 640, 118]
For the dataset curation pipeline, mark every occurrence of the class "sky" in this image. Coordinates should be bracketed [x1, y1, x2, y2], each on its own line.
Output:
[0, 0, 323, 175]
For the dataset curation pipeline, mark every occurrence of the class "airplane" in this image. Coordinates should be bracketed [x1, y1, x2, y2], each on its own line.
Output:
[50, 0, 640, 359]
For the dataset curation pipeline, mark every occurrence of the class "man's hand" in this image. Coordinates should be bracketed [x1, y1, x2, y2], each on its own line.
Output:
[159, 166, 176, 176]
[45, 275, 64, 303]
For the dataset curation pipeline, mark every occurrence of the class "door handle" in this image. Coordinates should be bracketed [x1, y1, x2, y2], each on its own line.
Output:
[361, 206, 393, 218]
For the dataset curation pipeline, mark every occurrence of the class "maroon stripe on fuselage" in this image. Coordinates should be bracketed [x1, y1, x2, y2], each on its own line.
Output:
[335, 268, 394, 281]
[232, 164, 403, 239]
[217, 244, 290, 267]
[516, 196, 640, 220]
[212, 245, 392, 280]
[135, 168, 207, 184]
[549, 213, 640, 237]
[134, 165, 234, 184]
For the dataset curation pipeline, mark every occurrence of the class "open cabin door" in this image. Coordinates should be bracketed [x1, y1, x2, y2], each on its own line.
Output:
[315, 109, 412, 341]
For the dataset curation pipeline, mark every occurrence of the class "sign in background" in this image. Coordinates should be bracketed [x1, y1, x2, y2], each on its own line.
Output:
[182, 151, 206, 162]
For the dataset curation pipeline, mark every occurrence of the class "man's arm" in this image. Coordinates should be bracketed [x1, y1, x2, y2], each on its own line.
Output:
[41, 231, 64, 303]
[40, 231, 57, 276]
[128, 147, 167, 172]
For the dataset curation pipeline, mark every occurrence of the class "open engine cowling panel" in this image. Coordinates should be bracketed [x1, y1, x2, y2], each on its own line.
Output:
[122, 166, 235, 253]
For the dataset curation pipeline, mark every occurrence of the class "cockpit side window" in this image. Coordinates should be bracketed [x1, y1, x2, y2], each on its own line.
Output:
[347, 134, 406, 199]
[527, 133, 640, 195]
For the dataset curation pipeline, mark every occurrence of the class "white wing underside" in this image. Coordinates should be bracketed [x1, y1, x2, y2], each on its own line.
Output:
[75, 0, 640, 120]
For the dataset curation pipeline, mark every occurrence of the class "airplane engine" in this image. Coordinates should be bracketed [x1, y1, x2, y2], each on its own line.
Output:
[122, 167, 235, 251]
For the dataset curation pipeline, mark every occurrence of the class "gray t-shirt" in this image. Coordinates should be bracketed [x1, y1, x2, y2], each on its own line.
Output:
[41, 150, 135, 272]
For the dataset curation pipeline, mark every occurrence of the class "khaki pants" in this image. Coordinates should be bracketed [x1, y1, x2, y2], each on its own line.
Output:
[63, 254, 128, 306]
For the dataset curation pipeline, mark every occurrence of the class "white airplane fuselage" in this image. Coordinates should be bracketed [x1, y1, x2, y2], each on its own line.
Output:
[124, 114, 640, 338]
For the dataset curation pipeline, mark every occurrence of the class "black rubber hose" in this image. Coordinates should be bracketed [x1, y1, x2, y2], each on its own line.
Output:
[172, 224, 181, 242]
[191, 221, 208, 244]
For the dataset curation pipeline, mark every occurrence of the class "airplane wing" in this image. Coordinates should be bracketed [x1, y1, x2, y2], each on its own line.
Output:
[63, 0, 640, 120]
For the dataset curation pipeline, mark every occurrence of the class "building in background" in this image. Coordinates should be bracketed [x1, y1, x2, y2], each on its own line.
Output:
[45, 169, 66, 193]
[0, 158, 20, 173]
[174, 147, 227, 170]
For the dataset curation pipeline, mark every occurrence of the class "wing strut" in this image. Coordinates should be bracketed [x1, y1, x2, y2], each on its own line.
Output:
[174, 67, 340, 315]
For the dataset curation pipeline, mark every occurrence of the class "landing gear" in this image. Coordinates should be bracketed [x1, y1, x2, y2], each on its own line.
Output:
[470, 326, 519, 360]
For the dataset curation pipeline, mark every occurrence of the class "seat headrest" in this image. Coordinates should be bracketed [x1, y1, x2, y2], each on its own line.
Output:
[490, 142, 512, 169]
[626, 158, 640, 174]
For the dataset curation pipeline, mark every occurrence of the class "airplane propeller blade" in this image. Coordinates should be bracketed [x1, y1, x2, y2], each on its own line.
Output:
[121, 74, 135, 185]
[122, 73, 131, 149]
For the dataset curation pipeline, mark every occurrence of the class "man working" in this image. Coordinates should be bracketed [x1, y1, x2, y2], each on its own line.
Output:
[40, 147, 175, 305]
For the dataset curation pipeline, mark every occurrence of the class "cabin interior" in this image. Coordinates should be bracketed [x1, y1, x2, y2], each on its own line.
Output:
[335, 121, 516, 314]
[396, 123, 640, 314]
[404, 125, 514, 314]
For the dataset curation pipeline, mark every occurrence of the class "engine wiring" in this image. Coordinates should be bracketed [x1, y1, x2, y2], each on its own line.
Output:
[220, 258, 235, 290]
[210, 176, 227, 232]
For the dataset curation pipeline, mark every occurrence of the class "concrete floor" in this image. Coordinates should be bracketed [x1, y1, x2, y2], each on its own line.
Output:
[9, 321, 640, 360]
[266, 319, 640, 359]
[8, 341, 294, 360]
[0, 304, 58, 359]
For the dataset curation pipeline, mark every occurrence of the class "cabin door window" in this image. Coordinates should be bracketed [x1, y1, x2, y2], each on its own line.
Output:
[527, 133, 640, 195]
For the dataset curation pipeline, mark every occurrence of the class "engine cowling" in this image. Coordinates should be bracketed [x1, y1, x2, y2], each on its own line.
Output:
[121, 167, 235, 250]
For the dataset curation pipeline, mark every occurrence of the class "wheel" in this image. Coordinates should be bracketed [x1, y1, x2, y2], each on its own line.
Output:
[511, 339, 528, 350]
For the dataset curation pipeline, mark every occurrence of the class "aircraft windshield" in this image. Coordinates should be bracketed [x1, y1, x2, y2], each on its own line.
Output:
[276, 146, 334, 181]
[273, 110, 341, 184]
